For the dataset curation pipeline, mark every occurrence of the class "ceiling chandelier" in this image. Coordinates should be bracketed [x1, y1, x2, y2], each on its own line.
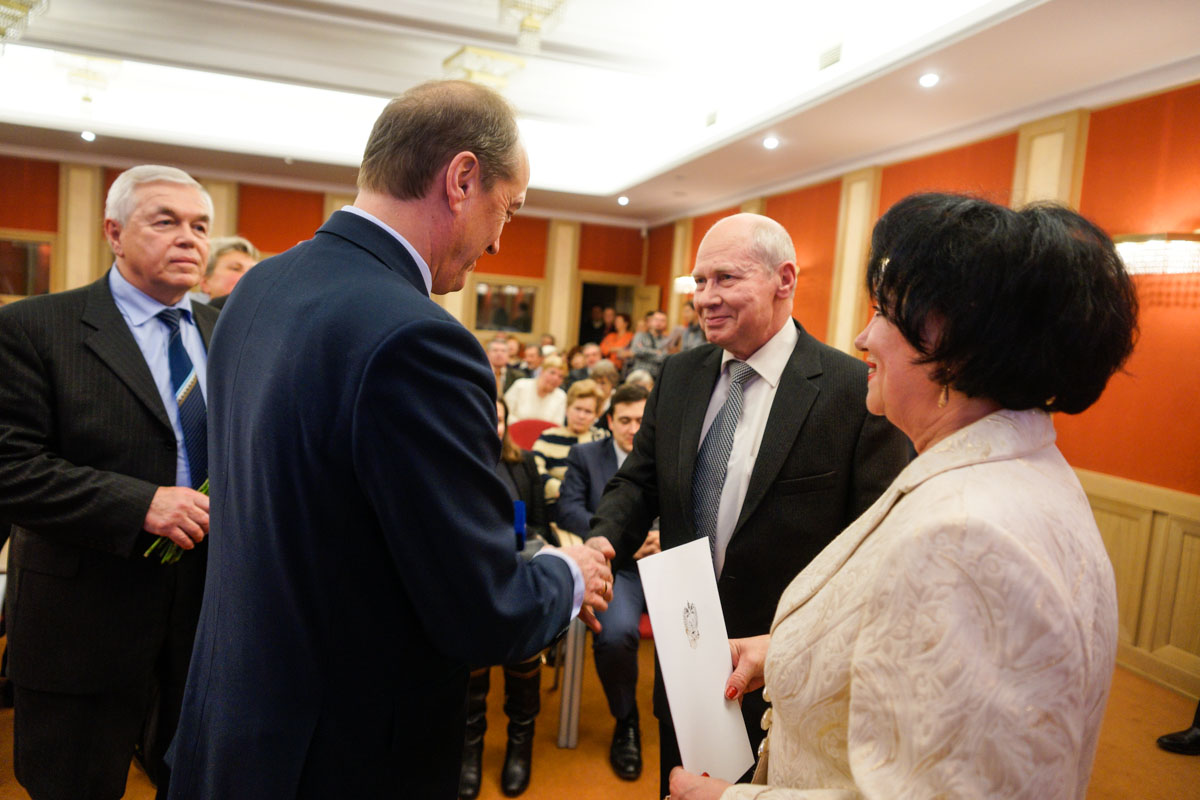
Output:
[498, 0, 569, 51]
[1, 0, 48, 44]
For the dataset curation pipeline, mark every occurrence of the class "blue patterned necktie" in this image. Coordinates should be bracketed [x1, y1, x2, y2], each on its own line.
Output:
[692, 360, 757, 558]
[157, 308, 207, 489]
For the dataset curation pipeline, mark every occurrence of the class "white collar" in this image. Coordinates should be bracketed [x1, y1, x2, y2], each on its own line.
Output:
[340, 205, 433, 295]
[719, 319, 798, 388]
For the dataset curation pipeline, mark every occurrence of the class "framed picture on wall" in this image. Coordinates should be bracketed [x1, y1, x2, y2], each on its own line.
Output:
[472, 278, 540, 334]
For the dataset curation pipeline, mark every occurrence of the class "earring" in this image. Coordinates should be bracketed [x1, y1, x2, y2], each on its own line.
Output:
[937, 384, 949, 408]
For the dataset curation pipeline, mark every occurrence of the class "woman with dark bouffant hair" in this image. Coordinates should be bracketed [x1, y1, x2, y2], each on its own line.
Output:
[671, 193, 1138, 800]
[459, 399, 553, 799]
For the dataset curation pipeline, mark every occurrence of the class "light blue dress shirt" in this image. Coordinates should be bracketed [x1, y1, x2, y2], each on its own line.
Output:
[108, 266, 208, 488]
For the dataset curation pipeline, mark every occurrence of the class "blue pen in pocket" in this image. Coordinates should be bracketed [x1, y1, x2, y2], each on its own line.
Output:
[513, 499, 526, 551]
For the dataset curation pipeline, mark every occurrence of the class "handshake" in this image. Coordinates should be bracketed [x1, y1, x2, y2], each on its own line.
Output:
[554, 535, 622, 633]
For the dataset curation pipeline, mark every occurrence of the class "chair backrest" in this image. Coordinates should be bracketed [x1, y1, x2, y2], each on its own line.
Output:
[509, 418, 557, 450]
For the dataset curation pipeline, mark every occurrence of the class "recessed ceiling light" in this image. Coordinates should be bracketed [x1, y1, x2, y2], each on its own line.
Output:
[919, 72, 940, 88]
[617, 196, 629, 206]
[80, 130, 96, 142]
[762, 136, 780, 150]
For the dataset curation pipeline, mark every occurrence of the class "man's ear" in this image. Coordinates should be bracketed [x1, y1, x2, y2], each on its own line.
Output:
[103, 219, 123, 256]
[776, 260, 797, 298]
[444, 151, 480, 213]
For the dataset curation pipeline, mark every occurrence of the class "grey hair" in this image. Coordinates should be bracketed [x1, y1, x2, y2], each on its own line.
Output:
[206, 236, 260, 277]
[105, 165, 212, 225]
[624, 369, 654, 388]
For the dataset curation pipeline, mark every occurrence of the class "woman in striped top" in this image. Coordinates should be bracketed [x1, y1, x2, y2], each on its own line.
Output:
[531, 379, 609, 509]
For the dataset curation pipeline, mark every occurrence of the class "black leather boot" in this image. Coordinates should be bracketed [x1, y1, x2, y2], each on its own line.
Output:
[459, 669, 489, 800]
[500, 658, 541, 797]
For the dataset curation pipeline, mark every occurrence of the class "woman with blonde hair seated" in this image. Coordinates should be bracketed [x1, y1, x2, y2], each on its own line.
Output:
[531, 379, 609, 506]
[504, 355, 567, 424]
[670, 193, 1138, 800]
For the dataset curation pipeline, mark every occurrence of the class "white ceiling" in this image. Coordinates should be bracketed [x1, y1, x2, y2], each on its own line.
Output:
[3, 0, 1199, 227]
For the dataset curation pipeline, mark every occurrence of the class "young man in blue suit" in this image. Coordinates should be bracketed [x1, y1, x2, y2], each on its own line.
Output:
[558, 382, 656, 781]
[167, 80, 614, 799]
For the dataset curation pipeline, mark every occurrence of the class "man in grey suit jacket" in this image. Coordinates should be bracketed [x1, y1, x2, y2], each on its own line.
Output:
[587, 213, 912, 794]
[167, 80, 613, 799]
[0, 165, 217, 800]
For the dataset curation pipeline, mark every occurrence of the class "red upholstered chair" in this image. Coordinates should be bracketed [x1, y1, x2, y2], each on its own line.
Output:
[509, 418, 557, 450]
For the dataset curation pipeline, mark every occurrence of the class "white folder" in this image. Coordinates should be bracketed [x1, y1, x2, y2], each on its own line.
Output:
[638, 537, 754, 782]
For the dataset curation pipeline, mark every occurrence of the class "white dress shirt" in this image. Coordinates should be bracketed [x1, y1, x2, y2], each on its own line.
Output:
[698, 320, 799, 576]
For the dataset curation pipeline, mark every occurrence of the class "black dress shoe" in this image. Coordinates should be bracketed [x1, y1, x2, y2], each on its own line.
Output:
[1157, 725, 1200, 755]
[458, 737, 483, 799]
[609, 716, 642, 781]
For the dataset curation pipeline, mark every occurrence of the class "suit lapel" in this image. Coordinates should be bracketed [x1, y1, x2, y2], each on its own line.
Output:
[81, 276, 174, 434]
[732, 323, 820, 535]
[677, 347, 724, 539]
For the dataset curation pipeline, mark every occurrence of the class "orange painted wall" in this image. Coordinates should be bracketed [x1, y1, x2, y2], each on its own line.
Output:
[1079, 83, 1200, 235]
[238, 184, 325, 254]
[689, 206, 740, 271]
[0, 156, 59, 232]
[878, 132, 1018, 215]
[578, 224, 643, 276]
[765, 180, 841, 342]
[475, 215, 547, 278]
[645, 224, 674, 311]
[1055, 83, 1200, 494]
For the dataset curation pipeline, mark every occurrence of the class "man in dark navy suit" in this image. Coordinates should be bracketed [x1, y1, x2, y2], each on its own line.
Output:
[167, 80, 614, 799]
[558, 382, 656, 781]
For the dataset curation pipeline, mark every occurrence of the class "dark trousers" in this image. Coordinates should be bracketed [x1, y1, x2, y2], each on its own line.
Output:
[591, 567, 644, 722]
[14, 684, 147, 800]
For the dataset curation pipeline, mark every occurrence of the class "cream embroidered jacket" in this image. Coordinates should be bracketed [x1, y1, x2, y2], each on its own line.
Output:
[722, 409, 1117, 800]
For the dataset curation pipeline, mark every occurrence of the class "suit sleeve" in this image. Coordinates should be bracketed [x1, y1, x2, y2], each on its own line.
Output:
[351, 317, 575, 666]
[0, 307, 156, 555]
[849, 411, 912, 520]
[556, 445, 594, 538]
[585, 368, 663, 563]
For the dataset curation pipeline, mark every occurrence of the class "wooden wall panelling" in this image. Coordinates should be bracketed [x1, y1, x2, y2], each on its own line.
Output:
[1078, 468, 1200, 698]
[827, 167, 879, 356]
[1011, 110, 1089, 208]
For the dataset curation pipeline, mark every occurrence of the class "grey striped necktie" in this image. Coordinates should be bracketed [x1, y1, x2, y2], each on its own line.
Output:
[692, 360, 757, 557]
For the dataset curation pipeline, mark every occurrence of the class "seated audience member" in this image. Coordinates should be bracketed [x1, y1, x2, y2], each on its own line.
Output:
[540, 333, 556, 349]
[558, 384, 657, 780]
[506, 335, 523, 369]
[504, 355, 567, 424]
[531, 379, 608, 506]
[628, 309, 670, 379]
[667, 300, 705, 353]
[520, 343, 543, 376]
[590, 360, 619, 434]
[199, 236, 258, 308]
[624, 369, 654, 394]
[488, 334, 526, 397]
[669, 193, 1138, 800]
[564, 345, 589, 388]
[600, 312, 633, 371]
[460, 399, 554, 800]
[582, 342, 603, 372]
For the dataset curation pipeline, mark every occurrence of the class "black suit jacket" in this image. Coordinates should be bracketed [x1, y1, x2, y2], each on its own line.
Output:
[168, 210, 577, 799]
[588, 321, 911, 747]
[0, 275, 216, 694]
